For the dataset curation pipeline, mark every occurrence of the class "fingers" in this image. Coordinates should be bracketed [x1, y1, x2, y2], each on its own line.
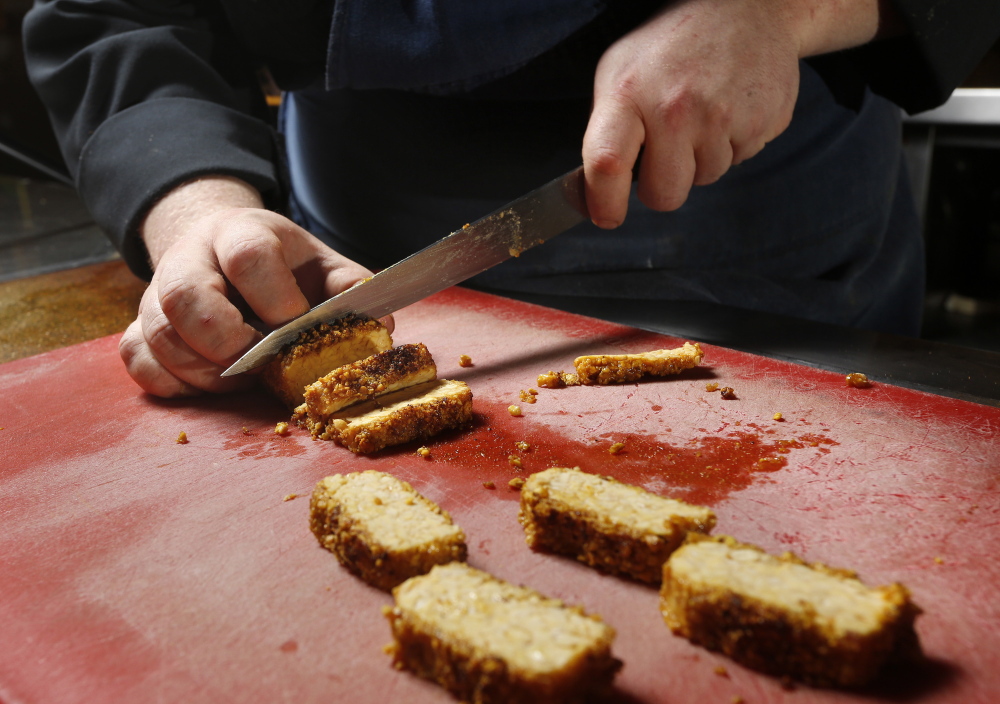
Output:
[582, 91, 644, 229]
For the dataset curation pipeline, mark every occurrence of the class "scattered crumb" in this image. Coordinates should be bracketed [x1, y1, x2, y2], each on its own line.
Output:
[508, 477, 526, 490]
[241, 426, 252, 435]
[846, 372, 871, 388]
[508, 455, 523, 468]
[934, 556, 945, 564]
[609, 442, 626, 455]
[714, 665, 729, 677]
[508, 405, 523, 417]
[381, 642, 395, 655]
[705, 382, 720, 392]
[519, 389, 537, 403]
[176, 431, 188, 444]
[561, 372, 580, 386]
[537, 371, 564, 389]
[462, 223, 470, 230]
[282, 493, 298, 502]
[274, 421, 290, 435]
[719, 386, 737, 400]
[458, 354, 473, 367]
[482, 481, 496, 490]
[416, 446, 431, 459]
[515, 440, 530, 451]
[732, 697, 745, 704]
[773, 412, 784, 421]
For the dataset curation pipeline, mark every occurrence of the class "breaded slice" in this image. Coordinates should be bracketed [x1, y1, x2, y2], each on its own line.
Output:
[660, 534, 921, 687]
[310, 471, 466, 591]
[301, 379, 472, 453]
[261, 314, 392, 407]
[519, 467, 715, 583]
[574, 341, 704, 385]
[293, 343, 437, 426]
[385, 562, 621, 704]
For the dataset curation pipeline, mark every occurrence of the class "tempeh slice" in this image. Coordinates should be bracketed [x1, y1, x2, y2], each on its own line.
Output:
[574, 341, 704, 385]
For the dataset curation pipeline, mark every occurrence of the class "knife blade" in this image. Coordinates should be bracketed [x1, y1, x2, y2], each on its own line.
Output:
[221, 165, 588, 376]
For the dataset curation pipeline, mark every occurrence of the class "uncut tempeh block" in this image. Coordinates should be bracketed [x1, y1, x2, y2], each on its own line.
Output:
[261, 314, 392, 407]
[661, 534, 922, 687]
[310, 471, 466, 591]
[519, 467, 715, 583]
[302, 378, 472, 453]
[574, 341, 704, 385]
[293, 343, 437, 431]
[385, 562, 621, 704]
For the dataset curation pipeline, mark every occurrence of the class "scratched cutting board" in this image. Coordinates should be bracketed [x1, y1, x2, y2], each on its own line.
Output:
[1, 288, 998, 704]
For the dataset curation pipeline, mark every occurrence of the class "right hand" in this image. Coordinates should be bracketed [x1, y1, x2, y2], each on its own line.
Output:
[119, 177, 381, 397]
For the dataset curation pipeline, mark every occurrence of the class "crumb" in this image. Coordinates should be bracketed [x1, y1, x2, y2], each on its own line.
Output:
[609, 442, 625, 455]
[508, 455, 523, 468]
[846, 372, 871, 388]
[482, 481, 496, 490]
[176, 431, 188, 444]
[241, 426, 253, 435]
[934, 556, 944, 564]
[561, 372, 580, 386]
[714, 665, 729, 677]
[528, 388, 538, 396]
[719, 387, 737, 400]
[515, 440, 530, 451]
[519, 389, 537, 403]
[282, 493, 298, 502]
[773, 412, 784, 421]
[381, 642, 395, 655]
[705, 382, 720, 392]
[509, 477, 526, 490]
[274, 421, 290, 435]
[458, 354, 473, 367]
[417, 446, 431, 458]
[508, 405, 523, 417]
[537, 371, 564, 389]
[462, 223, 470, 229]
[732, 697, 745, 704]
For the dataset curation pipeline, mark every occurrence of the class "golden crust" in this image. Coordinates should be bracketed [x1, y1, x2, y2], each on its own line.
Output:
[660, 534, 922, 687]
[309, 471, 467, 591]
[261, 315, 392, 407]
[386, 562, 621, 704]
[574, 342, 704, 385]
[294, 343, 437, 426]
[519, 467, 715, 583]
[300, 379, 473, 453]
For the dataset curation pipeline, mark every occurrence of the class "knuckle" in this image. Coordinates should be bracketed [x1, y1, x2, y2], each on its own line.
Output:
[218, 220, 282, 281]
[157, 273, 199, 321]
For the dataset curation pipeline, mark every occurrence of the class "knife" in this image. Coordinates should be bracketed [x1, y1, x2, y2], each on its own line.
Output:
[221, 165, 589, 376]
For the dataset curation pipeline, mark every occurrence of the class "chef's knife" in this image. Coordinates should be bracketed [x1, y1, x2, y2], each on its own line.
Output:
[221, 165, 588, 376]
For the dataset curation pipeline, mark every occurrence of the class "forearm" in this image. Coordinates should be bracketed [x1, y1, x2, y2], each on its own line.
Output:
[779, 0, 900, 58]
[141, 176, 264, 270]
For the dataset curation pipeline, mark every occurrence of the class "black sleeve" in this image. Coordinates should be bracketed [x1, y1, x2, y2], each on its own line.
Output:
[808, 0, 1000, 114]
[23, 0, 289, 280]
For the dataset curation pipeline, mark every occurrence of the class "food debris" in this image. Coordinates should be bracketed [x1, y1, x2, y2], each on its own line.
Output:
[515, 440, 530, 452]
[609, 442, 626, 455]
[509, 477, 526, 490]
[537, 371, 564, 389]
[275, 421, 290, 435]
[482, 481, 496, 490]
[176, 431, 189, 444]
[283, 493, 298, 502]
[846, 372, 871, 388]
[519, 389, 537, 403]
[714, 665, 729, 677]
[458, 354, 473, 367]
[705, 382, 720, 392]
[241, 426, 252, 435]
[732, 697, 745, 704]
[416, 446, 431, 458]
[508, 455, 523, 468]
[934, 556, 945, 565]
[508, 405, 523, 417]
[719, 387, 737, 400]
[773, 412, 784, 421]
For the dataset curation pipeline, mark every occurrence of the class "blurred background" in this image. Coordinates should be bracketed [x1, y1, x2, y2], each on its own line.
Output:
[1, 0, 998, 359]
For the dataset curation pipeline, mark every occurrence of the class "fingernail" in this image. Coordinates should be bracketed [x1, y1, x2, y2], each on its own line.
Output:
[592, 219, 620, 229]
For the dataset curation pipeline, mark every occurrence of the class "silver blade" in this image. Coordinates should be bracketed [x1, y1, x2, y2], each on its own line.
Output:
[222, 165, 587, 376]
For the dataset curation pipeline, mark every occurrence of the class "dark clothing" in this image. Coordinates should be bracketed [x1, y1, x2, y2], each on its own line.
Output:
[21, 0, 1000, 334]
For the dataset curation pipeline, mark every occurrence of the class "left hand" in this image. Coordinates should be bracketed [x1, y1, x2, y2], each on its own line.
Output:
[583, 0, 882, 228]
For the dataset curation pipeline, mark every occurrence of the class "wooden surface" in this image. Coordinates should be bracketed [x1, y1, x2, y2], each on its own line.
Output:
[1, 287, 999, 704]
[0, 259, 144, 364]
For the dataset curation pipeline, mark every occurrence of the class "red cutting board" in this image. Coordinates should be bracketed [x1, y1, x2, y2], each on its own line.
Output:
[1, 288, 998, 704]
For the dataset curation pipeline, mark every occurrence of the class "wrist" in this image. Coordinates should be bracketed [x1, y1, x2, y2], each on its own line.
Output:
[140, 175, 264, 269]
[782, 0, 883, 58]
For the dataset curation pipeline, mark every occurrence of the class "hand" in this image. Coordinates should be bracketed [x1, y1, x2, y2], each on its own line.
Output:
[119, 177, 381, 397]
[583, 0, 883, 228]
